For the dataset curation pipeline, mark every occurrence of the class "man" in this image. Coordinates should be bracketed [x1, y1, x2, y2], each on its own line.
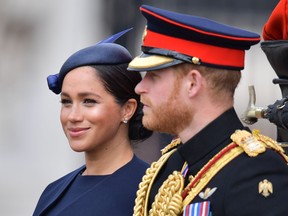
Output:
[128, 5, 288, 216]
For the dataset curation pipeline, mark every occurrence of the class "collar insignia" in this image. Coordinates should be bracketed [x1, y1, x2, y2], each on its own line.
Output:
[161, 137, 181, 154]
[259, 179, 273, 197]
[199, 187, 217, 200]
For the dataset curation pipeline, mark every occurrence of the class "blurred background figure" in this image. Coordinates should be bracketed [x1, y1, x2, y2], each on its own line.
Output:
[261, 0, 288, 143]
[239, 0, 288, 150]
[0, 0, 279, 215]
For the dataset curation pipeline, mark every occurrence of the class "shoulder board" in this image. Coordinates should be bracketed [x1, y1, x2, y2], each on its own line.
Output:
[231, 129, 288, 162]
[231, 130, 266, 157]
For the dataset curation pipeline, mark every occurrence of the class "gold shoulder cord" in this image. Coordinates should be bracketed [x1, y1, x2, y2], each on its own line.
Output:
[133, 139, 181, 216]
[252, 129, 288, 162]
[134, 130, 287, 216]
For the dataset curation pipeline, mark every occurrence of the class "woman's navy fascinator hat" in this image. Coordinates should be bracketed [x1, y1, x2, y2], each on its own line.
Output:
[47, 28, 133, 94]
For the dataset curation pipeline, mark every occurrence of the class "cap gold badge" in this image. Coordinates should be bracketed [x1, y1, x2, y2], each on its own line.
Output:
[142, 26, 147, 43]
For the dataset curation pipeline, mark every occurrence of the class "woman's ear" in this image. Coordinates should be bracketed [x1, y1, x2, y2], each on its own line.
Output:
[122, 98, 137, 123]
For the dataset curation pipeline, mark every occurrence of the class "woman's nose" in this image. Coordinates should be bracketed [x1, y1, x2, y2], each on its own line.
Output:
[67, 105, 83, 122]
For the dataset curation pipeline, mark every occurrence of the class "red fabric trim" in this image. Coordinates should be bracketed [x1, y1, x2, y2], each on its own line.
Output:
[182, 143, 238, 199]
[141, 7, 261, 42]
[262, 0, 288, 40]
[144, 30, 245, 68]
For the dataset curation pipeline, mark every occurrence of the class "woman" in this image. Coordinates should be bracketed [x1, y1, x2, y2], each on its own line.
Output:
[33, 29, 152, 216]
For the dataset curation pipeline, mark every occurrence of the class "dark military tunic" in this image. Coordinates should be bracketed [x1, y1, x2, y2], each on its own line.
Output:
[149, 108, 288, 215]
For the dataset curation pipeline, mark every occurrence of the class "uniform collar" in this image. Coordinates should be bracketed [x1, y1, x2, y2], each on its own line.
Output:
[177, 108, 244, 168]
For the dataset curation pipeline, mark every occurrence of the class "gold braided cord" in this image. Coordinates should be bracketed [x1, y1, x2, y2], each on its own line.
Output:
[133, 162, 158, 216]
[252, 129, 288, 162]
[149, 171, 184, 216]
[133, 149, 177, 216]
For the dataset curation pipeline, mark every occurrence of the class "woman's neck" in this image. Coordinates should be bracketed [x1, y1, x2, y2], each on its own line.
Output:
[83, 138, 134, 175]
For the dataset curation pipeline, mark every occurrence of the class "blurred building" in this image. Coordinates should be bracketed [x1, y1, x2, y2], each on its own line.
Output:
[0, 0, 280, 215]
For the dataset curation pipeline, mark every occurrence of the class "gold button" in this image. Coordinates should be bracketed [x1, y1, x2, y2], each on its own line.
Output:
[192, 57, 200, 65]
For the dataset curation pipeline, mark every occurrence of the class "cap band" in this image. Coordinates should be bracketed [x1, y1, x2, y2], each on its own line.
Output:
[143, 30, 245, 69]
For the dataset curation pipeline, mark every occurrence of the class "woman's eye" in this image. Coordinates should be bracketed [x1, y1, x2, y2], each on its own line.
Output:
[60, 99, 71, 105]
[83, 99, 97, 104]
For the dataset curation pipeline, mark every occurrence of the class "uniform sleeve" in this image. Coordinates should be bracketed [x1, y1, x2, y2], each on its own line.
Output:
[223, 149, 288, 216]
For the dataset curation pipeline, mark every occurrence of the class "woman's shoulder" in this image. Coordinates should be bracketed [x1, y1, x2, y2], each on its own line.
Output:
[126, 155, 149, 170]
[112, 155, 149, 180]
[44, 165, 85, 191]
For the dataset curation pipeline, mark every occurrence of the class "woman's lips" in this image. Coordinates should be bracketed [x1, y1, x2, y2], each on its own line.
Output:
[67, 127, 89, 137]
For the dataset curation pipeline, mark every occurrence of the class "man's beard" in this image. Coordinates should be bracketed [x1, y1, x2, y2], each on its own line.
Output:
[143, 83, 192, 135]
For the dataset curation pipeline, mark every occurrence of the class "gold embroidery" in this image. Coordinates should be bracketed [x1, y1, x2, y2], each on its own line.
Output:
[161, 138, 181, 155]
[259, 179, 273, 197]
[231, 130, 266, 157]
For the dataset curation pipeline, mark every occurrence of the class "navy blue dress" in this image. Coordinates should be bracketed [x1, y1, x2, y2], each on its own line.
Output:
[33, 155, 149, 216]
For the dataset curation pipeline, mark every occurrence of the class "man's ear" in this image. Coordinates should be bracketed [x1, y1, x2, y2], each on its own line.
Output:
[186, 69, 203, 97]
[122, 98, 137, 122]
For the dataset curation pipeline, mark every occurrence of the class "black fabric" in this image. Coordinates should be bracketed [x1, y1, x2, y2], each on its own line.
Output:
[148, 107, 288, 215]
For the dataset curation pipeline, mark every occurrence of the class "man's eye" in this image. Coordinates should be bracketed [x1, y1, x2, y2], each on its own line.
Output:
[147, 72, 158, 80]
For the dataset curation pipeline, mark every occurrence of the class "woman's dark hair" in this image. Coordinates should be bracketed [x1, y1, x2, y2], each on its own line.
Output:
[91, 63, 152, 141]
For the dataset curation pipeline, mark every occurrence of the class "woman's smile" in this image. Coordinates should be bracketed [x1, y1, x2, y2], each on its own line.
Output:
[67, 127, 90, 138]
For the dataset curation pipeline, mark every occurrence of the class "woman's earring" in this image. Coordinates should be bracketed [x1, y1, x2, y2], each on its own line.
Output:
[123, 118, 128, 124]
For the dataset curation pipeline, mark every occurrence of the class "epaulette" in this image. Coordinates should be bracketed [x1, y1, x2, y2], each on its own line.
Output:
[161, 137, 181, 155]
[230, 130, 266, 157]
[231, 129, 288, 162]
